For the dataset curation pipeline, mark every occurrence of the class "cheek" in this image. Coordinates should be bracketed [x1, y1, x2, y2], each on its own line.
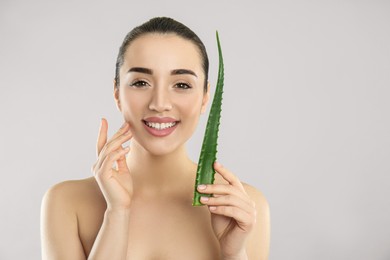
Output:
[177, 94, 203, 116]
[176, 96, 204, 134]
[119, 93, 144, 121]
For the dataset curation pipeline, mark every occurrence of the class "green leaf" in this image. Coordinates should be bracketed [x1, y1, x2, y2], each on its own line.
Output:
[193, 31, 224, 206]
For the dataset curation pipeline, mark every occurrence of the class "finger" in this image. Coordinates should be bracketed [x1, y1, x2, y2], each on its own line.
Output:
[208, 205, 254, 230]
[214, 162, 246, 193]
[96, 118, 108, 157]
[197, 184, 248, 202]
[99, 122, 131, 156]
[96, 128, 132, 172]
[200, 194, 254, 215]
[97, 119, 130, 157]
[98, 130, 132, 167]
[97, 130, 133, 169]
[98, 146, 130, 178]
[116, 147, 130, 173]
[108, 121, 131, 144]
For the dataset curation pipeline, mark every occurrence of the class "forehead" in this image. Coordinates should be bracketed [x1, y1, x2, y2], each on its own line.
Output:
[121, 33, 203, 74]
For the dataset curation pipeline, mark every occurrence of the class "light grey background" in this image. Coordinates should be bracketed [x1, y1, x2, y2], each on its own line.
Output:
[1, 0, 389, 259]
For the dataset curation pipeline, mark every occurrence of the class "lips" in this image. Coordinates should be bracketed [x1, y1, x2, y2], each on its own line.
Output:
[144, 121, 177, 130]
[142, 117, 180, 137]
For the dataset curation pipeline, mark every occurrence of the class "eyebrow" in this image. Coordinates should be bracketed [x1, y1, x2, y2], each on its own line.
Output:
[127, 67, 197, 78]
[128, 67, 153, 74]
[171, 69, 198, 78]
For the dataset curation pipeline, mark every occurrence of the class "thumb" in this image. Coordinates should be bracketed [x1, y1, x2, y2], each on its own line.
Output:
[116, 147, 130, 173]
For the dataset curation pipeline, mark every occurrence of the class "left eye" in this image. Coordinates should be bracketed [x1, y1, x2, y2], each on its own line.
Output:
[175, 82, 192, 89]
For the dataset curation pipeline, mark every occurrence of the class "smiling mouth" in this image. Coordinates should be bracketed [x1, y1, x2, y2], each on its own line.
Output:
[142, 120, 179, 130]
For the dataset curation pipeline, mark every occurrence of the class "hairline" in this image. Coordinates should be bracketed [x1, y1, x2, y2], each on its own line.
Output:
[115, 32, 208, 92]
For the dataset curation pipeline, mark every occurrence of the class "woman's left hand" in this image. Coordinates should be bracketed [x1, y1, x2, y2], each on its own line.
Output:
[197, 162, 257, 260]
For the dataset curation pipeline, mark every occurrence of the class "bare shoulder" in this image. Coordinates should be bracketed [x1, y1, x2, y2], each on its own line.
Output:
[41, 177, 102, 260]
[242, 182, 270, 210]
[42, 177, 101, 209]
[241, 182, 271, 260]
[41, 176, 104, 225]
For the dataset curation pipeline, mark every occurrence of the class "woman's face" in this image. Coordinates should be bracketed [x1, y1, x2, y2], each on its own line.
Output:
[114, 33, 209, 156]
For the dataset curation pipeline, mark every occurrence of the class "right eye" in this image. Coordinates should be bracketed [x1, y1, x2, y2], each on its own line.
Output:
[129, 80, 150, 88]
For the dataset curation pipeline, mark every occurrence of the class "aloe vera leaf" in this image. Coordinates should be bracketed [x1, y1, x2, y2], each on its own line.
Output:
[193, 31, 224, 206]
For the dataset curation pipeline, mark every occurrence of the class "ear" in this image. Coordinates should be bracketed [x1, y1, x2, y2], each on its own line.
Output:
[113, 79, 122, 112]
[201, 82, 211, 114]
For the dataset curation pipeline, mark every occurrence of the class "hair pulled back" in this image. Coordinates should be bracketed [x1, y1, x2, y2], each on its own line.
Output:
[114, 17, 209, 91]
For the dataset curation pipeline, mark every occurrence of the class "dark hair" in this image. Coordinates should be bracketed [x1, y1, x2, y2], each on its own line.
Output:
[114, 17, 209, 91]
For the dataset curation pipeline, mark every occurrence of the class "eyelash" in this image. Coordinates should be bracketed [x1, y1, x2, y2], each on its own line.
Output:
[175, 82, 192, 90]
[129, 80, 150, 88]
[129, 80, 192, 90]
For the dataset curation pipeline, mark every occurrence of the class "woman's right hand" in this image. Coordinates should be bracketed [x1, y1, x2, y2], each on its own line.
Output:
[92, 118, 134, 211]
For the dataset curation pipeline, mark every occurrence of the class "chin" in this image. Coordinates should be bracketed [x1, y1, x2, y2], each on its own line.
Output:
[133, 137, 186, 157]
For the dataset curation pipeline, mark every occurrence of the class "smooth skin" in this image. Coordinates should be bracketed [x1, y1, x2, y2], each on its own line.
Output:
[41, 33, 270, 260]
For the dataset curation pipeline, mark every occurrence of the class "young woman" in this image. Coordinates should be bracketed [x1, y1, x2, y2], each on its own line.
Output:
[41, 17, 270, 260]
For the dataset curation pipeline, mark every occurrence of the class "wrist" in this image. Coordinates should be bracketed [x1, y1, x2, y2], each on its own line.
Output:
[105, 208, 131, 218]
[221, 251, 248, 260]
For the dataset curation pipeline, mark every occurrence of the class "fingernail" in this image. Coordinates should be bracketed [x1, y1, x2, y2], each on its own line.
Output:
[197, 184, 207, 190]
[121, 122, 127, 128]
[209, 206, 217, 211]
[214, 161, 222, 167]
[200, 196, 209, 202]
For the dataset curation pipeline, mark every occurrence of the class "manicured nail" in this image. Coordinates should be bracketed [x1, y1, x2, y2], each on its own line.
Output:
[209, 206, 217, 211]
[200, 196, 209, 202]
[214, 161, 222, 167]
[197, 184, 207, 190]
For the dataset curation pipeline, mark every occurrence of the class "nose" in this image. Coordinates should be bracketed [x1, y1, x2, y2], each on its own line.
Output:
[148, 87, 173, 112]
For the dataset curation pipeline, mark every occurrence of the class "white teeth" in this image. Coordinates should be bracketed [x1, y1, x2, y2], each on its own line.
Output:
[145, 121, 177, 130]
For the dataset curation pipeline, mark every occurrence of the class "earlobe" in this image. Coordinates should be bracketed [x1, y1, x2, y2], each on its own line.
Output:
[201, 82, 211, 114]
[113, 80, 122, 112]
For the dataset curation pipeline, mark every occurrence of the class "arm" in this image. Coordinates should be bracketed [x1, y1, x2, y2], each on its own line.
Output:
[197, 162, 270, 260]
[41, 184, 132, 260]
[87, 209, 131, 260]
[88, 119, 133, 259]
[41, 119, 134, 260]
[244, 184, 271, 260]
[41, 182, 86, 260]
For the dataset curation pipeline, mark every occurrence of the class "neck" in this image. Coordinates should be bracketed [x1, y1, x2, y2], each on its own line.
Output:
[126, 140, 196, 195]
